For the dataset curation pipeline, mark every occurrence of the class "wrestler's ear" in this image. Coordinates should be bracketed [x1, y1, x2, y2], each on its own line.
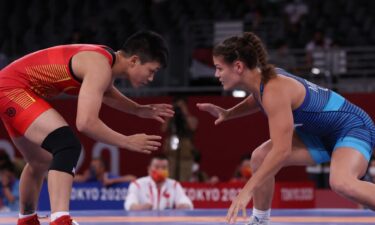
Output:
[233, 60, 244, 74]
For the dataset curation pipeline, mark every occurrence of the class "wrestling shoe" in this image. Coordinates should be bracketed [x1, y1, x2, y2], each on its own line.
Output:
[50, 215, 79, 225]
[17, 214, 40, 225]
[246, 216, 270, 225]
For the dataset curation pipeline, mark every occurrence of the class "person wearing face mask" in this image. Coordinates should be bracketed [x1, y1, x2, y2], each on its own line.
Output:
[230, 155, 252, 183]
[0, 30, 174, 225]
[124, 154, 193, 210]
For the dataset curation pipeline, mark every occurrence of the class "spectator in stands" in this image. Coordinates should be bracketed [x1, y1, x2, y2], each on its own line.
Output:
[283, 0, 308, 46]
[269, 39, 297, 74]
[284, 0, 308, 27]
[242, 0, 264, 31]
[0, 151, 11, 168]
[124, 154, 193, 210]
[305, 30, 332, 68]
[230, 155, 252, 183]
[0, 52, 9, 69]
[0, 159, 20, 211]
[162, 96, 198, 181]
[74, 157, 136, 186]
[0, 151, 25, 179]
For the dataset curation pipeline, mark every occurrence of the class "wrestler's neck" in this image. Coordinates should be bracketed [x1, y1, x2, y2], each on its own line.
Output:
[111, 51, 132, 79]
[242, 67, 262, 94]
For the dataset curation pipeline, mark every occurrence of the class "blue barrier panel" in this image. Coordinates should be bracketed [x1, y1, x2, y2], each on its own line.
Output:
[38, 182, 130, 211]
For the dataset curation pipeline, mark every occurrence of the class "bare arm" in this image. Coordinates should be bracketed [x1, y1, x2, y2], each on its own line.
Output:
[103, 86, 174, 123]
[226, 83, 294, 223]
[197, 95, 260, 125]
[125, 182, 153, 210]
[242, 87, 294, 191]
[1, 186, 16, 203]
[103, 86, 141, 115]
[226, 95, 260, 120]
[0, 175, 17, 203]
[74, 52, 161, 154]
[103, 173, 136, 186]
[129, 203, 153, 210]
[174, 182, 194, 209]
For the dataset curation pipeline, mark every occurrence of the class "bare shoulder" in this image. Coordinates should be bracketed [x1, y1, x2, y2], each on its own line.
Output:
[262, 76, 291, 107]
[72, 51, 112, 79]
[73, 51, 111, 70]
[263, 75, 305, 108]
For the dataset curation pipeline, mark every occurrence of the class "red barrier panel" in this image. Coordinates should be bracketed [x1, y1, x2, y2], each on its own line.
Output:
[181, 182, 315, 208]
[0, 94, 374, 181]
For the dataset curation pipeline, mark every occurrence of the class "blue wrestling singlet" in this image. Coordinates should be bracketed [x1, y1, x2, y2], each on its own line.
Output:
[260, 68, 375, 163]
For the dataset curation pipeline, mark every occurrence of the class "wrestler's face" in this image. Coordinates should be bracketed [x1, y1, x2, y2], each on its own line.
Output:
[128, 58, 161, 88]
[213, 56, 242, 90]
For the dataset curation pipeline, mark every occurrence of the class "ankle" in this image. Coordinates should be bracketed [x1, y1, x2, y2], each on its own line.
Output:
[19, 212, 37, 219]
[51, 212, 69, 222]
[252, 208, 271, 220]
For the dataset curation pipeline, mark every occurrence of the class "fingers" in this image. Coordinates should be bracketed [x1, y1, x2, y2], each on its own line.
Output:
[152, 105, 174, 121]
[242, 207, 247, 219]
[231, 205, 239, 224]
[154, 105, 175, 114]
[147, 135, 162, 140]
[147, 140, 161, 148]
[153, 104, 175, 113]
[226, 202, 246, 224]
[144, 136, 161, 151]
[160, 110, 175, 117]
[214, 118, 223, 125]
[138, 150, 152, 154]
[154, 116, 165, 123]
[196, 103, 210, 110]
[226, 204, 236, 224]
[137, 135, 162, 153]
[154, 104, 174, 109]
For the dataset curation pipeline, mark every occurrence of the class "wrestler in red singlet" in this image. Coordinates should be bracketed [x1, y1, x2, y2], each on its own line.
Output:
[0, 44, 115, 137]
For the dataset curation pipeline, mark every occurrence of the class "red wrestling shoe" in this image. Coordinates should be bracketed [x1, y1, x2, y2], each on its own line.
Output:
[50, 215, 79, 225]
[17, 214, 40, 225]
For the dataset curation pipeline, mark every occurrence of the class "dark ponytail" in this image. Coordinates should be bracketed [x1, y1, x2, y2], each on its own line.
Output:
[213, 32, 276, 83]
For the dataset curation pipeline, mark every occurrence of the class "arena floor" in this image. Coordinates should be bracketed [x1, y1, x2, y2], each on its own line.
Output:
[1, 209, 375, 225]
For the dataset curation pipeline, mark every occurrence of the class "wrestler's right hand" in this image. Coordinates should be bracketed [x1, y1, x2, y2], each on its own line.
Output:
[124, 134, 161, 154]
[196, 103, 228, 125]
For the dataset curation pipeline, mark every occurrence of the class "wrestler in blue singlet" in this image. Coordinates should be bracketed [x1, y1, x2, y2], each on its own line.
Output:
[260, 68, 375, 164]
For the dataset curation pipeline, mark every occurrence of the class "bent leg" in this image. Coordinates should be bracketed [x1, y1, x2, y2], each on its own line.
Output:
[12, 137, 52, 215]
[329, 147, 375, 209]
[1, 88, 81, 219]
[23, 108, 80, 213]
[251, 132, 315, 210]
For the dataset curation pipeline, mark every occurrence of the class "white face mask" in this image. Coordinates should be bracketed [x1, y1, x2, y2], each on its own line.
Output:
[369, 167, 375, 176]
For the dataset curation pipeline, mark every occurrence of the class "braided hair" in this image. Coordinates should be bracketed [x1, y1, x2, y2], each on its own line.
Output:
[213, 32, 276, 83]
